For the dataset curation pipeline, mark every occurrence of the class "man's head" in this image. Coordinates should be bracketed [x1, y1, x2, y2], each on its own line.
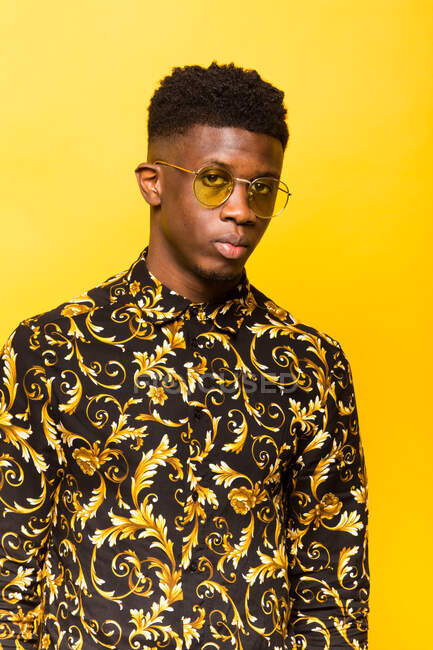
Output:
[135, 62, 289, 301]
[147, 62, 288, 151]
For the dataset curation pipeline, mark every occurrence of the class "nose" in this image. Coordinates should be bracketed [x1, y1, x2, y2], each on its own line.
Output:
[219, 180, 256, 225]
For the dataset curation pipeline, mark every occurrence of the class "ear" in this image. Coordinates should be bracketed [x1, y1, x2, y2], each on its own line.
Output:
[134, 162, 161, 206]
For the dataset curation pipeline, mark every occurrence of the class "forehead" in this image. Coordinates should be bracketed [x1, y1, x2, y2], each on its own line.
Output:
[156, 124, 284, 176]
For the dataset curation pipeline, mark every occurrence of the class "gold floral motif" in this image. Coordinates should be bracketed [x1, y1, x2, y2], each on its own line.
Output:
[302, 492, 342, 529]
[147, 385, 168, 405]
[196, 308, 206, 323]
[61, 303, 91, 318]
[7, 606, 37, 640]
[72, 444, 103, 475]
[265, 299, 288, 321]
[244, 291, 258, 313]
[130, 280, 141, 296]
[228, 483, 266, 515]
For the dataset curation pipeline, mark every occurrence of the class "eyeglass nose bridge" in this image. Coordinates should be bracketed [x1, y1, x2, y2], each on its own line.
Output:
[221, 176, 259, 220]
[221, 174, 256, 206]
[196, 172, 281, 220]
[219, 175, 279, 220]
[204, 173, 265, 222]
[208, 168, 258, 198]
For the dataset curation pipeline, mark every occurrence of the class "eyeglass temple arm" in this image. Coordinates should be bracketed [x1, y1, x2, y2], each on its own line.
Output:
[153, 160, 262, 188]
[155, 160, 252, 185]
[152, 160, 196, 175]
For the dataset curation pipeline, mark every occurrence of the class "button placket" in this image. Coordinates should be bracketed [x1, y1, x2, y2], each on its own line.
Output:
[182, 310, 208, 626]
[193, 406, 201, 420]
[185, 329, 200, 349]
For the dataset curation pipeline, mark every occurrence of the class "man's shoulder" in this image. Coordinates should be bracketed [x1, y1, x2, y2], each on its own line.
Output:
[248, 283, 345, 360]
[10, 264, 131, 347]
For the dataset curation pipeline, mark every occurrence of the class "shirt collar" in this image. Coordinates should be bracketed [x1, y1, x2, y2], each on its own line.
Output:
[122, 245, 255, 334]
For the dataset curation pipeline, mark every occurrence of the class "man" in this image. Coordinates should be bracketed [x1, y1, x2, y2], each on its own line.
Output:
[0, 63, 369, 649]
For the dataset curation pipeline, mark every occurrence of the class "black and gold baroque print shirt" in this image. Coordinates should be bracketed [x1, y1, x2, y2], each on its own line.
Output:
[0, 246, 369, 650]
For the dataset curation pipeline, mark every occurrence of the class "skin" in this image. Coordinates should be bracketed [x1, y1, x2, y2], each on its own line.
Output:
[135, 124, 284, 303]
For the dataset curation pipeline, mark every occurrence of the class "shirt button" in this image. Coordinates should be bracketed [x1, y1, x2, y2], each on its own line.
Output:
[192, 490, 198, 502]
[189, 560, 198, 572]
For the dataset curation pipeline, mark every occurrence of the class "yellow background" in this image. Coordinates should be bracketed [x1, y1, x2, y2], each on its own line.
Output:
[1, 1, 432, 647]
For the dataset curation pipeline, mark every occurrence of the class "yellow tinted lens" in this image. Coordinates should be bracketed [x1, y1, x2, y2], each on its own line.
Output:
[194, 167, 233, 207]
[249, 178, 289, 217]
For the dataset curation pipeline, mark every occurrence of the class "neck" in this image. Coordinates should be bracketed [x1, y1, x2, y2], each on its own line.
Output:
[145, 239, 243, 303]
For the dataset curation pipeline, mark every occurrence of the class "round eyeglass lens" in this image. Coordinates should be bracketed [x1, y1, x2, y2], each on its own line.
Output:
[193, 167, 234, 207]
[249, 178, 289, 218]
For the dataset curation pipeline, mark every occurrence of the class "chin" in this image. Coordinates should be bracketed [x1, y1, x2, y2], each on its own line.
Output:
[191, 259, 242, 283]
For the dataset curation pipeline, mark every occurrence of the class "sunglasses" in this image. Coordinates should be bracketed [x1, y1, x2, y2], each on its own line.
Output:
[153, 160, 291, 219]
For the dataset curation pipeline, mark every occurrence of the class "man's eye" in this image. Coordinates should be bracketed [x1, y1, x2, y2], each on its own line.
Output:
[253, 182, 272, 194]
[201, 173, 228, 187]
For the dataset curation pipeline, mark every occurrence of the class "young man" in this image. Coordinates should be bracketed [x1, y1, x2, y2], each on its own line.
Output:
[0, 63, 369, 649]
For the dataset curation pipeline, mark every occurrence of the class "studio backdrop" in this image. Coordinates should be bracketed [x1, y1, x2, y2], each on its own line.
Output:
[1, 2, 432, 648]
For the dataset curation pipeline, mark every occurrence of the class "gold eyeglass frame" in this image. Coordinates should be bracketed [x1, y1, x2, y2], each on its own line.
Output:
[152, 160, 291, 218]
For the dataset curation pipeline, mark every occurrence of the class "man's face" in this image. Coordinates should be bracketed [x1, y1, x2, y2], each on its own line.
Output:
[138, 124, 284, 284]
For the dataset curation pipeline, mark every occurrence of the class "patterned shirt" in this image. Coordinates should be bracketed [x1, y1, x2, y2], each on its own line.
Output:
[0, 245, 369, 649]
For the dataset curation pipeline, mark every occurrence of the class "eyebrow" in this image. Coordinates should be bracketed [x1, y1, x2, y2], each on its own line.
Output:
[202, 159, 281, 180]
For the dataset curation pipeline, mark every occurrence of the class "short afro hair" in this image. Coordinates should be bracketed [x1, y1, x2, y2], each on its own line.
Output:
[148, 62, 289, 150]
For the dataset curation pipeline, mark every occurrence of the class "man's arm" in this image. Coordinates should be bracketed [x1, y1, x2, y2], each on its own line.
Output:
[0, 322, 62, 648]
[287, 341, 369, 649]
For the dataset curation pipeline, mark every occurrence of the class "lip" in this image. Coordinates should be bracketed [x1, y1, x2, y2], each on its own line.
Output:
[213, 241, 248, 260]
[214, 233, 250, 247]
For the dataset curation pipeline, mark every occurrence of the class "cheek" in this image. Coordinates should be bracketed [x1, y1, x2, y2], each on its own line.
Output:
[160, 194, 207, 244]
[262, 220, 272, 235]
[161, 179, 198, 221]
[252, 218, 271, 243]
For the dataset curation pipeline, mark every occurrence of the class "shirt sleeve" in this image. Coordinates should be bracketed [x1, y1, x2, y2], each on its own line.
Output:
[0, 322, 62, 648]
[287, 341, 369, 649]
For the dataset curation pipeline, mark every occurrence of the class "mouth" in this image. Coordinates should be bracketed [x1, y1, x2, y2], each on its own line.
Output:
[213, 241, 248, 260]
